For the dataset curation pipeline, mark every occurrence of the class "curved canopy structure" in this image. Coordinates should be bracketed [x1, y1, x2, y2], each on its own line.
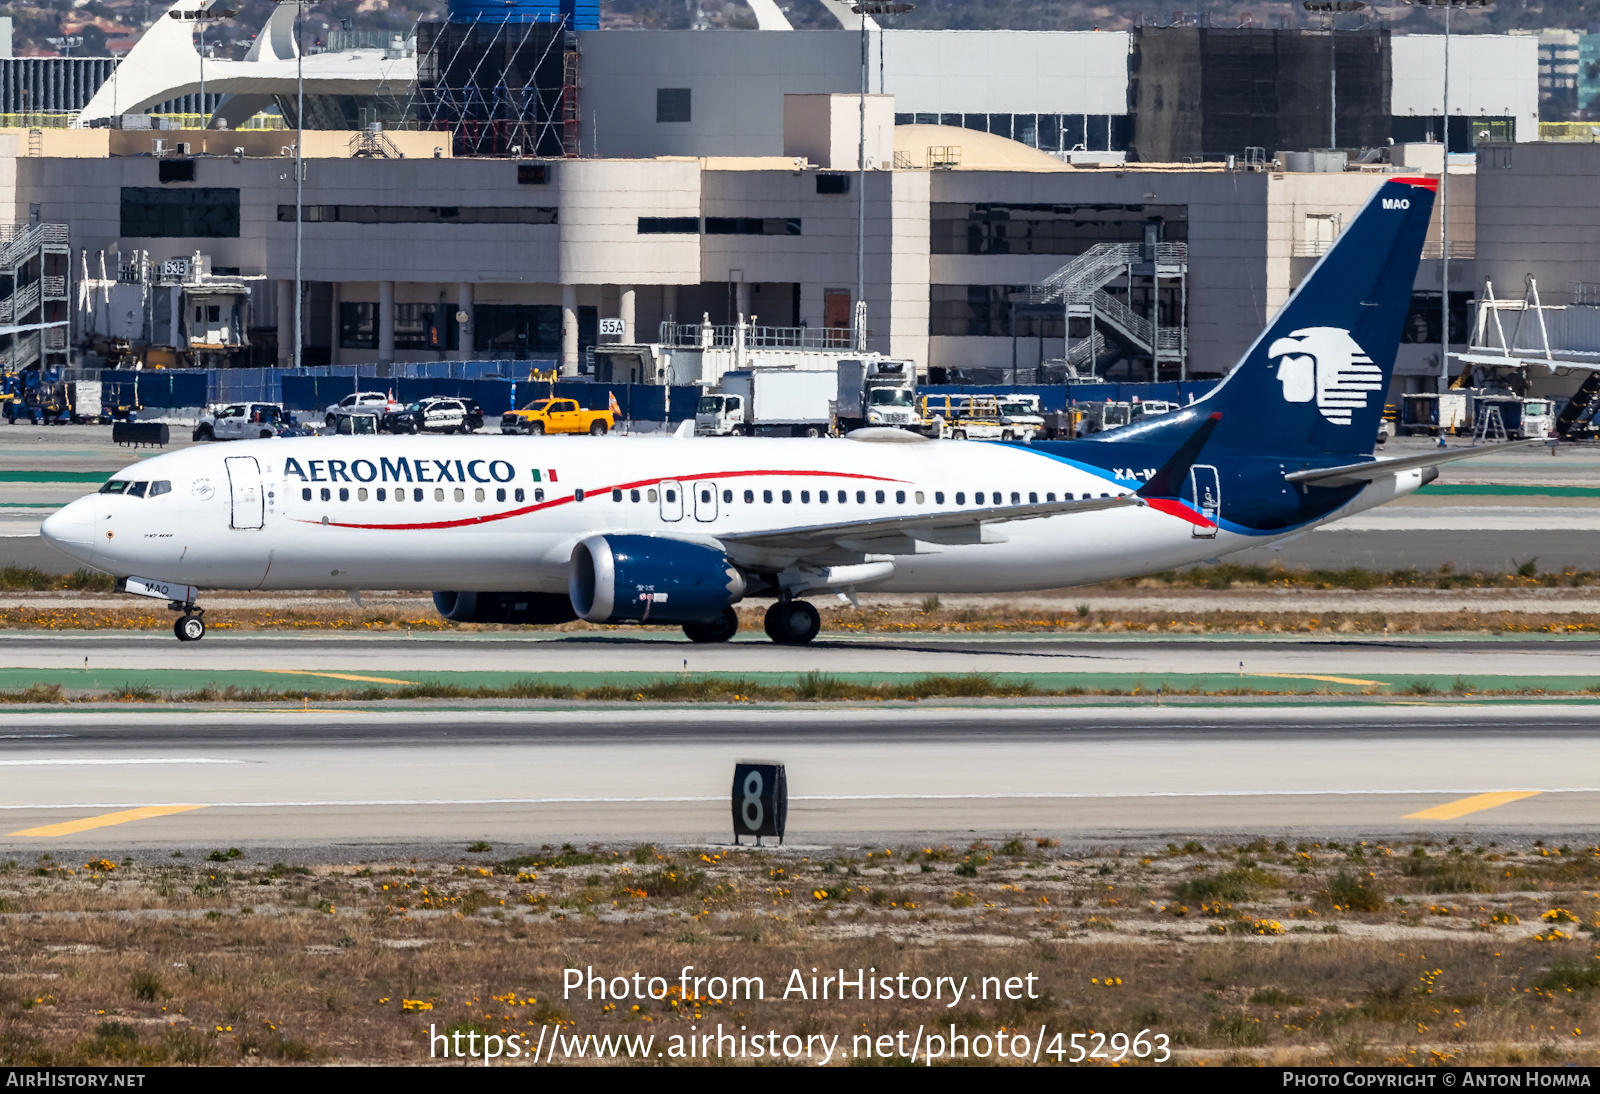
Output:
[75, 0, 416, 129]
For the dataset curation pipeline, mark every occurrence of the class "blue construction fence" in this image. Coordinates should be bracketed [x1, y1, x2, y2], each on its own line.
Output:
[281, 377, 702, 420]
[918, 381, 1220, 411]
[100, 366, 703, 421]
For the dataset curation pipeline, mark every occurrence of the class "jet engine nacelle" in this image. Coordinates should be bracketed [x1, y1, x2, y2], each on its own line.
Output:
[431, 590, 578, 625]
[568, 534, 745, 625]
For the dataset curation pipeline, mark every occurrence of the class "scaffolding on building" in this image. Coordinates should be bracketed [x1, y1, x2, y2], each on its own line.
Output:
[0, 222, 70, 372]
[412, 16, 575, 158]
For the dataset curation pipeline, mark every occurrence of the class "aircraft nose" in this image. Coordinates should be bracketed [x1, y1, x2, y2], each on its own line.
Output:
[39, 499, 96, 563]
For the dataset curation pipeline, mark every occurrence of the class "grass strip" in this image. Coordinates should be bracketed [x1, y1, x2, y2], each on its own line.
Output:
[5, 670, 1600, 704]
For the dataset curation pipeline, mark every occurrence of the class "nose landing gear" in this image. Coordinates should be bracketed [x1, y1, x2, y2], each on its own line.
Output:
[171, 604, 206, 642]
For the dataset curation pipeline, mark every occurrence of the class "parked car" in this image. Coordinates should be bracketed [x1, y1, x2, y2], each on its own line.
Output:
[501, 397, 613, 435]
[383, 397, 484, 434]
[193, 403, 294, 442]
[324, 391, 395, 428]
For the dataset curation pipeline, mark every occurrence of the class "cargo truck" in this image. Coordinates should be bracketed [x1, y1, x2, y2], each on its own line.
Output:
[696, 370, 835, 437]
[834, 358, 918, 432]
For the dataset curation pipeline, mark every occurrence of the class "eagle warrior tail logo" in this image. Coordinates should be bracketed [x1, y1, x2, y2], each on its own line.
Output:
[1267, 326, 1384, 426]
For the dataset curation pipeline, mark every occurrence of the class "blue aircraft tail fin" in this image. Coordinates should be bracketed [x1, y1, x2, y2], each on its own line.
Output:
[1096, 175, 1437, 459]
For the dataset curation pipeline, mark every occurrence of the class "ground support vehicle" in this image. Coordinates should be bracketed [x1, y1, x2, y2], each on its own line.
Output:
[834, 359, 918, 432]
[696, 371, 835, 437]
[500, 397, 611, 436]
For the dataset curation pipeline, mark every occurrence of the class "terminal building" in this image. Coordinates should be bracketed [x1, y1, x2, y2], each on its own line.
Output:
[0, 0, 1572, 401]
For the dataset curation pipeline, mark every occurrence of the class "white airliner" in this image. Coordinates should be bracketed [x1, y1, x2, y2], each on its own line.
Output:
[40, 176, 1518, 644]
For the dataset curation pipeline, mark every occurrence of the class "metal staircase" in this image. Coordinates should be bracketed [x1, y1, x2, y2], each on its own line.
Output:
[0, 222, 69, 371]
[1028, 240, 1188, 371]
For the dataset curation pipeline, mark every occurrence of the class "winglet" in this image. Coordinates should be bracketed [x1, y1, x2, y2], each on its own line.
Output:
[1136, 412, 1222, 499]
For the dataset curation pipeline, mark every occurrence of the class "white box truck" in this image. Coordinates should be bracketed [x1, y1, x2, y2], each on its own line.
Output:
[695, 370, 836, 437]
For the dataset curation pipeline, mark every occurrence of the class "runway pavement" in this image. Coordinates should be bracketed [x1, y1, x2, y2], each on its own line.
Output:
[4, 631, 1598, 682]
[1, 703, 1598, 851]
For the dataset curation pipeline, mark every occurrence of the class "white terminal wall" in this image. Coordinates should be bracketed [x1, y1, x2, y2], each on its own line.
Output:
[1475, 142, 1600, 304]
[577, 29, 1133, 160]
[879, 30, 1130, 117]
[1391, 34, 1539, 140]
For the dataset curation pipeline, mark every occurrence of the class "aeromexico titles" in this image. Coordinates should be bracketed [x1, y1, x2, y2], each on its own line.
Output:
[42, 176, 1521, 644]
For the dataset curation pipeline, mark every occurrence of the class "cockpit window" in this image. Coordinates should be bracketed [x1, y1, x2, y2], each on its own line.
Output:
[98, 480, 129, 494]
[149, 480, 172, 497]
[126, 481, 149, 498]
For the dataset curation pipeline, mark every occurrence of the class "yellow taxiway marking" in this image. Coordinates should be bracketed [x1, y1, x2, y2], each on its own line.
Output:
[259, 670, 417, 685]
[1252, 672, 1388, 687]
[9, 804, 209, 838]
[1404, 791, 1542, 821]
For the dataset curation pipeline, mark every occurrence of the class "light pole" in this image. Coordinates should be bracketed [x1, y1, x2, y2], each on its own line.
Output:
[1401, 0, 1493, 392]
[850, 1, 912, 354]
[1301, 1, 1366, 149]
[274, 0, 309, 368]
[168, 9, 236, 127]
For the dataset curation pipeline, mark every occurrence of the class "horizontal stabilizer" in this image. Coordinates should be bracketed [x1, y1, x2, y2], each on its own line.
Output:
[1283, 440, 1539, 488]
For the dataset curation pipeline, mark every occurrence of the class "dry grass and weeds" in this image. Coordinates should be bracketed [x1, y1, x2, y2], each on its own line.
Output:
[5, 563, 1600, 636]
[4, 672, 1599, 705]
[1126, 560, 1597, 591]
[0, 567, 114, 592]
[7, 838, 1600, 1065]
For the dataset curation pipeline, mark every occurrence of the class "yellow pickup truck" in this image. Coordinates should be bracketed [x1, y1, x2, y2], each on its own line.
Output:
[500, 398, 614, 436]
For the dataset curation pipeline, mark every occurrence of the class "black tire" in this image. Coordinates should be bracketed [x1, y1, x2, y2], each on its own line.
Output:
[589, 420, 608, 436]
[730, 424, 747, 437]
[528, 421, 544, 435]
[950, 429, 966, 440]
[260, 430, 273, 438]
[408, 422, 420, 434]
[683, 606, 739, 644]
[325, 414, 336, 427]
[1001, 430, 1015, 441]
[764, 600, 820, 646]
[174, 615, 205, 642]
[195, 425, 214, 442]
[801, 426, 821, 438]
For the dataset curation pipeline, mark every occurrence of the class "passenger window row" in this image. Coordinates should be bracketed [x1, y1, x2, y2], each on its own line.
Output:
[602, 485, 1119, 506]
[301, 486, 544, 504]
[296, 482, 1122, 509]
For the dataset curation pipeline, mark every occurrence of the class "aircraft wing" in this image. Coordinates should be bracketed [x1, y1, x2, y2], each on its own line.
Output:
[1283, 440, 1539, 488]
[719, 493, 1142, 553]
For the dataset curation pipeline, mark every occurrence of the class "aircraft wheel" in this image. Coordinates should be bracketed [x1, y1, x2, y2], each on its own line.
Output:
[764, 600, 820, 645]
[683, 606, 739, 644]
[174, 614, 206, 642]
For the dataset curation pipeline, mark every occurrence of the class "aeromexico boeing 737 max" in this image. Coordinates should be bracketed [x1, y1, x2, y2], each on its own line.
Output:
[41, 176, 1521, 645]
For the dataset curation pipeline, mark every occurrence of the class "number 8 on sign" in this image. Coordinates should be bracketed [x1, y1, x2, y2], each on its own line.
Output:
[741, 769, 764, 830]
[731, 761, 786, 845]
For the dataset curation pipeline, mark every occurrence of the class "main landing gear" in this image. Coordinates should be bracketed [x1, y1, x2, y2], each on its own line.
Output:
[171, 603, 206, 642]
[678, 601, 823, 645]
[764, 599, 820, 646]
[683, 606, 739, 644]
